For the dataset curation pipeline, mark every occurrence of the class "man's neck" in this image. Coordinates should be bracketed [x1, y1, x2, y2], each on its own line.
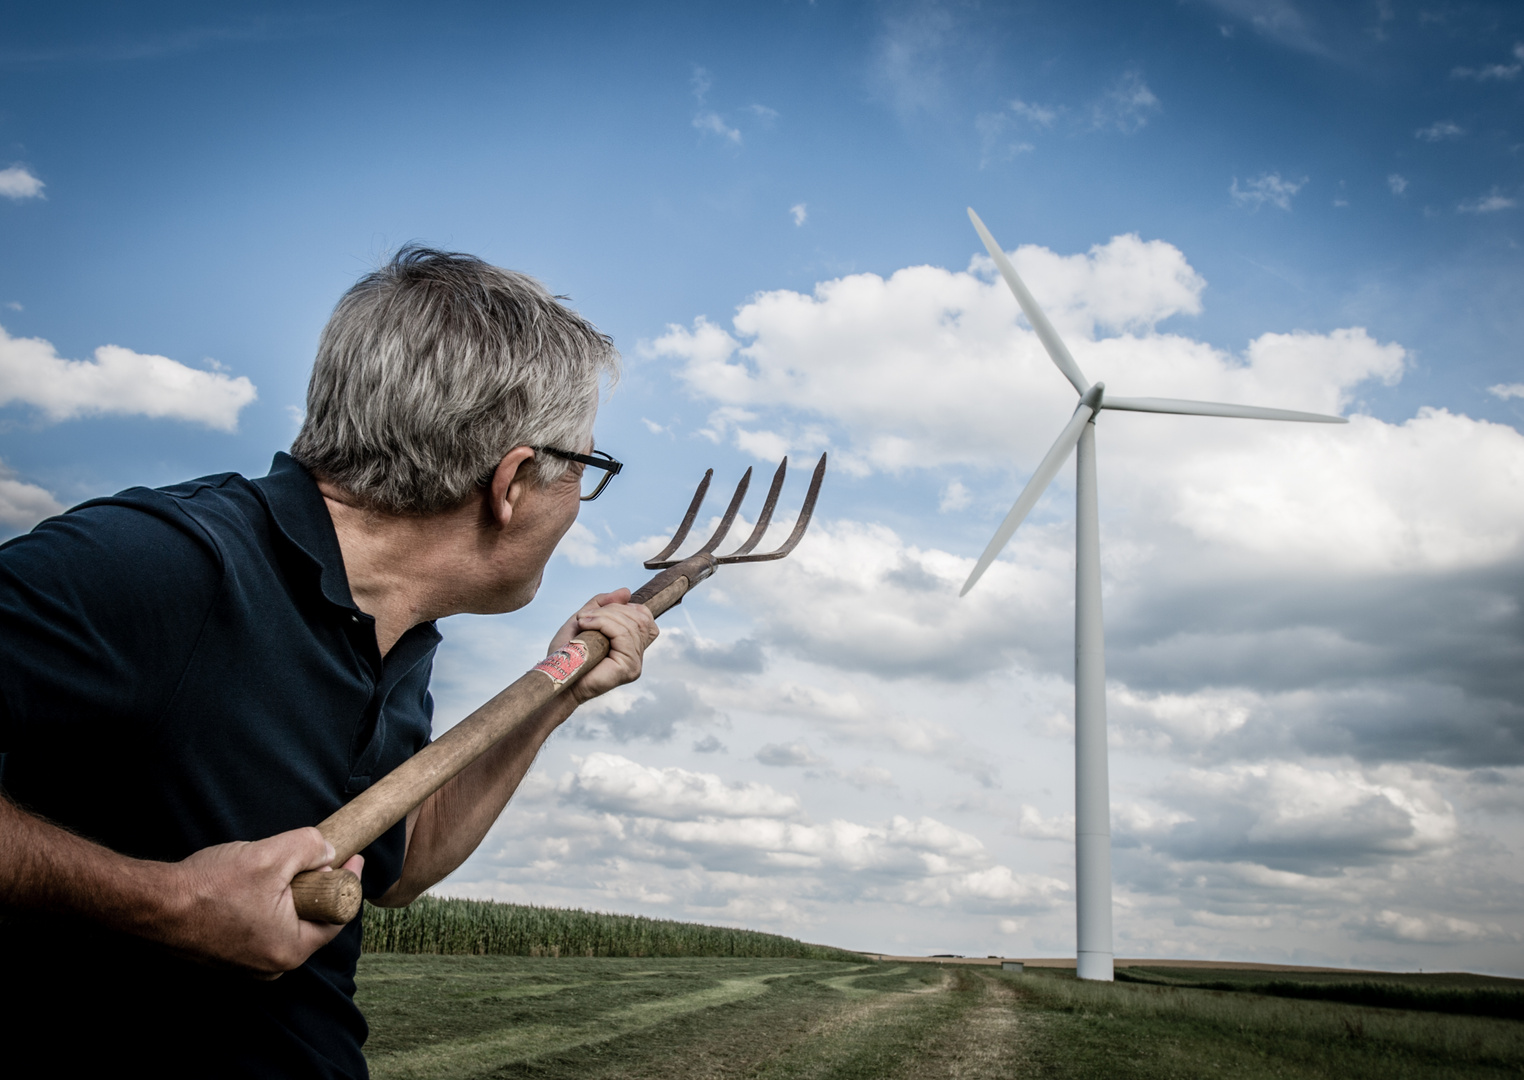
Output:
[318, 488, 485, 656]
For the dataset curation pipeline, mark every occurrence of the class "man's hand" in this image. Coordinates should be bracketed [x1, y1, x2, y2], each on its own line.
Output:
[546, 588, 659, 706]
[164, 828, 365, 975]
[0, 795, 362, 977]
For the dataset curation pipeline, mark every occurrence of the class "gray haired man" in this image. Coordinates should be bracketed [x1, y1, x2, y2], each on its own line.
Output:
[0, 248, 656, 1077]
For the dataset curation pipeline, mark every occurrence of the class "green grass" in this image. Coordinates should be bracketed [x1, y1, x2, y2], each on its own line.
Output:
[356, 955, 1524, 1080]
[1116, 965, 1524, 1020]
[361, 896, 863, 961]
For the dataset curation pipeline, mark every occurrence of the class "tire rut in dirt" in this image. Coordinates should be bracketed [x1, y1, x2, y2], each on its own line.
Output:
[881, 970, 1034, 1079]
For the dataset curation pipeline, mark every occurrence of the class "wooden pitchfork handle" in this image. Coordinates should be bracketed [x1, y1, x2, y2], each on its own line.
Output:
[289, 554, 715, 924]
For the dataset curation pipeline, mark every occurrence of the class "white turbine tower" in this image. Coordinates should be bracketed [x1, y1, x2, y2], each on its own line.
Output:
[960, 208, 1346, 982]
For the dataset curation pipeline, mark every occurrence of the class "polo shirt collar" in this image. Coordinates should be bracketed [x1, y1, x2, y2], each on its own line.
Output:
[253, 452, 364, 614]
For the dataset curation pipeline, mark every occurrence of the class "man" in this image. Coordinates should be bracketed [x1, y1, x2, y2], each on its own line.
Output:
[0, 248, 656, 1076]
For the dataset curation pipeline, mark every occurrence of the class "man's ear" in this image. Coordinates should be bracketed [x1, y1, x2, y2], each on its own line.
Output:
[486, 447, 538, 529]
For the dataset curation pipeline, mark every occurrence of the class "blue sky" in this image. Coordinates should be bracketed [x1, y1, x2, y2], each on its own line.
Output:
[3, 1, 1523, 973]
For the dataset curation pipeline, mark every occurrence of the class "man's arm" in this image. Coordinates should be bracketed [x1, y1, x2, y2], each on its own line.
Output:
[0, 794, 363, 974]
[373, 589, 657, 906]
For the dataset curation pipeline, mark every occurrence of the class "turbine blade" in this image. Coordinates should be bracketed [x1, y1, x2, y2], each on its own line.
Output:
[1100, 396, 1347, 424]
[968, 208, 1089, 396]
[961, 402, 1096, 597]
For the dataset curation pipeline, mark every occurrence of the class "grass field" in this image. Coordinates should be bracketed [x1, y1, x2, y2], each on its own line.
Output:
[356, 955, 1524, 1079]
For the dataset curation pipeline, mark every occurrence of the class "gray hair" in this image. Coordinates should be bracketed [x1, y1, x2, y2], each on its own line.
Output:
[290, 246, 619, 514]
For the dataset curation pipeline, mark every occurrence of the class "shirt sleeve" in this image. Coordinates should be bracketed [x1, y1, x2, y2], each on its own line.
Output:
[0, 498, 225, 754]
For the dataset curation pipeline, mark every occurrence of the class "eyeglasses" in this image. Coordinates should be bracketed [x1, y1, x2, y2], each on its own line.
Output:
[535, 446, 623, 501]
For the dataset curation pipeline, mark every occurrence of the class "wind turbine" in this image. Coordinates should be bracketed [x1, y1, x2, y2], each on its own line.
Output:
[960, 208, 1346, 981]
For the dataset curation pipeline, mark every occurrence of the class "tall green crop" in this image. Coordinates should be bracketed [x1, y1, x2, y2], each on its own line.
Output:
[361, 896, 863, 961]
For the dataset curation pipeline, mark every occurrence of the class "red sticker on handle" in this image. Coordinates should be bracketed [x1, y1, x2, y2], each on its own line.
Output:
[533, 640, 590, 685]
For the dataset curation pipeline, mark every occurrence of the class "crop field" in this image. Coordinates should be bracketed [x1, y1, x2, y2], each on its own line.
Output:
[361, 898, 861, 962]
[356, 955, 1524, 1079]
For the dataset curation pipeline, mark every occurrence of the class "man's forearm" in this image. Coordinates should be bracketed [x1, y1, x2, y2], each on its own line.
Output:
[0, 793, 355, 971]
[0, 793, 179, 934]
[375, 692, 578, 906]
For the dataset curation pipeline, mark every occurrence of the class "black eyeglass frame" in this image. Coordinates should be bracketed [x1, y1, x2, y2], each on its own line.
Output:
[535, 446, 624, 501]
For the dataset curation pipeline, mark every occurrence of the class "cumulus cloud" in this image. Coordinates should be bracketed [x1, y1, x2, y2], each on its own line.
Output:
[1231, 172, 1306, 211]
[756, 741, 824, 767]
[0, 324, 256, 430]
[563, 753, 800, 819]
[1010, 99, 1058, 127]
[572, 679, 716, 744]
[0, 460, 64, 531]
[1199, 0, 1326, 55]
[1458, 190, 1517, 214]
[644, 232, 1524, 782]
[790, 203, 807, 226]
[937, 480, 971, 513]
[1414, 121, 1463, 142]
[469, 231, 1524, 961]
[1123, 763, 1457, 874]
[1092, 71, 1160, 132]
[646, 232, 1404, 479]
[1490, 384, 1524, 400]
[693, 111, 741, 144]
[1451, 43, 1524, 81]
[1388, 173, 1407, 196]
[0, 166, 44, 201]
[1357, 909, 1510, 944]
[690, 65, 742, 145]
[533, 754, 1068, 913]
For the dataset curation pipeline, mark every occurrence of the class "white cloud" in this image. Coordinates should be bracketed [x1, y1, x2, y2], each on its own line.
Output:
[756, 741, 823, 767]
[1451, 43, 1524, 81]
[1127, 763, 1458, 872]
[463, 232, 1524, 962]
[0, 460, 64, 531]
[0, 166, 44, 201]
[1388, 173, 1407, 195]
[790, 203, 807, 226]
[937, 480, 970, 513]
[1490, 384, 1524, 400]
[562, 752, 801, 819]
[1009, 99, 1057, 127]
[0, 324, 257, 430]
[867, 2, 956, 119]
[1016, 804, 1073, 840]
[533, 754, 1067, 914]
[1359, 910, 1509, 944]
[1093, 71, 1160, 132]
[1200, 0, 1325, 56]
[1414, 121, 1463, 142]
[693, 111, 741, 144]
[1458, 190, 1517, 214]
[553, 521, 613, 567]
[1231, 172, 1306, 211]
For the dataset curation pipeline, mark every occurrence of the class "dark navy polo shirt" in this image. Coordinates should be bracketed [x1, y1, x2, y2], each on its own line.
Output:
[0, 453, 441, 1078]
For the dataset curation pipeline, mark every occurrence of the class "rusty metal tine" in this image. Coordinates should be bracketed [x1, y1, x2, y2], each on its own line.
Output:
[694, 466, 752, 556]
[643, 468, 713, 569]
[717, 453, 827, 564]
[718, 458, 787, 560]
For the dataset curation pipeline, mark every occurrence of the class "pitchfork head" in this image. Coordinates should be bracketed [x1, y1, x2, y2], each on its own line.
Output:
[643, 454, 827, 570]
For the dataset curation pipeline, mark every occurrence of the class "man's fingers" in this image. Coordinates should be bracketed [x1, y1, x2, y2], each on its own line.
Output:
[271, 827, 338, 878]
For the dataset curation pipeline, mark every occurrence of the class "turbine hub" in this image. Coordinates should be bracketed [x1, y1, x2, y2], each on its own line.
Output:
[1081, 382, 1105, 412]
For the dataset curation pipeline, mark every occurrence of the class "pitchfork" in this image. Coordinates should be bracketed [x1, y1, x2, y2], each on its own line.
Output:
[291, 453, 828, 922]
